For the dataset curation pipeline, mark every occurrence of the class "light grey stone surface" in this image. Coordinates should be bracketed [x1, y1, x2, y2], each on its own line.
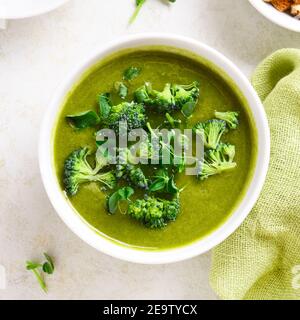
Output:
[0, 0, 299, 300]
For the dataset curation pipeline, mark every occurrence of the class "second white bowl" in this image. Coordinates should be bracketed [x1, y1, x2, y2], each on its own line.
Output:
[249, 0, 300, 32]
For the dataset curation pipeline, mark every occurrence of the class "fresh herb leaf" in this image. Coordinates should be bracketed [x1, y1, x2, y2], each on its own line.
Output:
[118, 186, 135, 199]
[108, 192, 121, 214]
[149, 170, 179, 194]
[165, 113, 181, 128]
[149, 178, 166, 192]
[115, 82, 128, 99]
[129, 0, 176, 24]
[98, 93, 112, 119]
[66, 111, 100, 130]
[181, 101, 196, 118]
[26, 261, 42, 270]
[32, 269, 47, 293]
[26, 261, 47, 293]
[108, 187, 135, 214]
[166, 176, 179, 194]
[123, 67, 141, 81]
[42, 253, 55, 275]
[129, 0, 147, 24]
[25, 253, 55, 293]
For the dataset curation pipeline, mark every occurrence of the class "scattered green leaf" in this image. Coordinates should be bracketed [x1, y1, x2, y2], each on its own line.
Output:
[32, 269, 47, 293]
[26, 261, 42, 270]
[149, 178, 166, 192]
[181, 101, 196, 118]
[108, 187, 135, 214]
[115, 81, 128, 99]
[166, 176, 179, 194]
[98, 93, 112, 119]
[165, 112, 182, 128]
[149, 169, 179, 194]
[25, 253, 55, 293]
[66, 111, 100, 130]
[42, 253, 55, 275]
[130, 0, 176, 24]
[129, 0, 147, 24]
[123, 66, 141, 81]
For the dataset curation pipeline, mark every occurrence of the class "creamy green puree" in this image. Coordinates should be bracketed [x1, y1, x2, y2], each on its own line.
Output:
[53, 46, 257, 250]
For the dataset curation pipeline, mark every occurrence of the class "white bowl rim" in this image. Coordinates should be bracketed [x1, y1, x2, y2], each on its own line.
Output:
[249, 0, 300, 32]
[39, 33, 270, 264]
[0, 0, 69, 20]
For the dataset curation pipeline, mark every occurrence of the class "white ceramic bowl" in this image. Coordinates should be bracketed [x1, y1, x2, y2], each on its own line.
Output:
[39, 34, 270, 264]
[0, 0, 69, 28]
[249, 0, 300, 32]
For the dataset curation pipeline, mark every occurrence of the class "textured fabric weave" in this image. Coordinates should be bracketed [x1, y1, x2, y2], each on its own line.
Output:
[210, 49, 300, 300]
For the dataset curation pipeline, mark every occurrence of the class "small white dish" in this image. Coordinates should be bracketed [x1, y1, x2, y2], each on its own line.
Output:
[249, 0, 300, 32]
[0, 0, 69, 28]
[39, 34, 270, 264]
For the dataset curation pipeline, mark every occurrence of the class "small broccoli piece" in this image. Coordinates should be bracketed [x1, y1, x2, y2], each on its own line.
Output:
[134, 83, 176, 113]
[128, 196, 180, 229]
[221, 143, 236, 162]
[104, 101, 147, 133]
[136, 138, 156, 161]
[151, 83, 176, 112]
[171, 81, 200, 109]
[193, 119, 227, 149]
[64, 148, 116, 196]
[123, 66, 141, 81]
[134, 83, 151, 105]
[114, 82, 128, 99]
[134, 81, 200, 114]
[115, 148, 148, 189]
[215, 111, 239, 129]
[163, 197, 180, 221]
[129, 167, 148, 189]
[198, 143, 237, 180]
[95, 147, 113, 171]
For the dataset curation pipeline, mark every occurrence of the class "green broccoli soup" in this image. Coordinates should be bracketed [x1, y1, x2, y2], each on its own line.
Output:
[53, 46, 257, 250]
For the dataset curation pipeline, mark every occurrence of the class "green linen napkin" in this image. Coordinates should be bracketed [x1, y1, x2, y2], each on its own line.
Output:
[210, 49, 300, 300]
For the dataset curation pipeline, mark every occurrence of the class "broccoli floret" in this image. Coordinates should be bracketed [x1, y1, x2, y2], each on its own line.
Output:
[215, 111, 239, 129]
[134, 81, 200, 114]
[95, 147, 112, 171]
[134, 83, 151, 105]
[128, 166, 148, 189]
[64, 148, 116, 196]
[171, 81, 200, 108]
[152, 83, 176, 112]
[198, 143, 237, 180]
[137, 140, 153, 160]
[193, 119, 227, 149]
[115, 149, 148, 189]
[128, 196, 180, 229]
[163, 198, 180, 221]
[221, 143, 236, 162]
[135, 83, 176, 113]
[104, 101, 147, 133]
